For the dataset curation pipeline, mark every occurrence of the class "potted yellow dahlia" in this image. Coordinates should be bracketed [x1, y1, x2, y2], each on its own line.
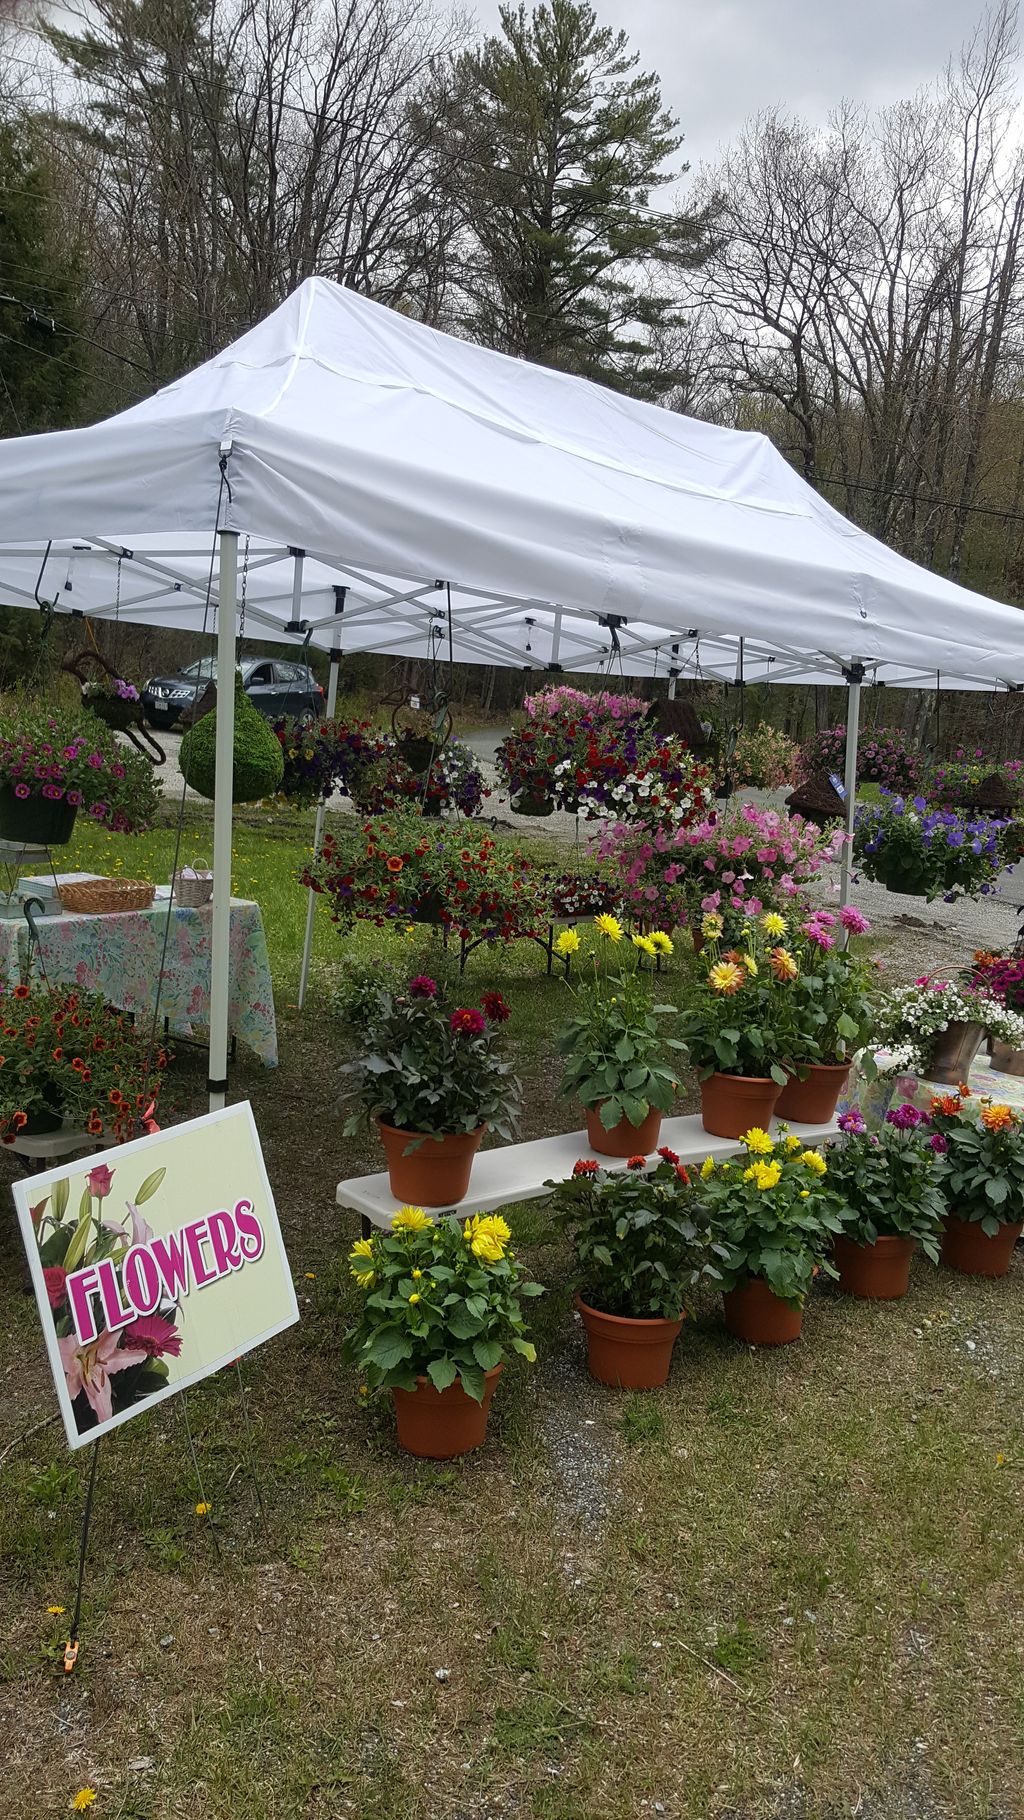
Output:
[697, 1129, 841, 1344]
[555, 914, 682, 1156]
[345, 1205, 543, 1457]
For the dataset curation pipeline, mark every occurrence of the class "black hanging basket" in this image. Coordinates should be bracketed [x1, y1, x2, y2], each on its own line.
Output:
[786, 774, 847, 823]
[84, 693, 139, 731]
[0, 786, 78, 846]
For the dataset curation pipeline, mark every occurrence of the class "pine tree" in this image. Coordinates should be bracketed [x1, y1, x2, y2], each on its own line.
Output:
[0, 119, 85, 434]
[441, 0, 715, 393]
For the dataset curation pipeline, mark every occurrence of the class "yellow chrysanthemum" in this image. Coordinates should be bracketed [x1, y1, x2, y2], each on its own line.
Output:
[554, 927, 580, 956]
[701, 912, 724, 939]
[464, 1212, 510, 1263]
[784, 1134, 803, 1154]
[750, 1159, 782, 1190]
[742, 1127, 775, 1155]
[742, 953, 758, 976]
[799, 1150, 828, 1176]
[408, 1292, 421, 1305]
[595, 913, 624, 942]
[632, 933, 657, 956]
[700, 1155, 716, 1180]
[709, 959, 745, 996]
[762, 911, 787, 939]
[742, 1164, 759, 1183]
[392, 1204, 435, 1232]
[649, 931, 674, 954]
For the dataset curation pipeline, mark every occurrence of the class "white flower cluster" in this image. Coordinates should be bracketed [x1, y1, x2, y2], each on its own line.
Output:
[873, 979, 1024, 1074]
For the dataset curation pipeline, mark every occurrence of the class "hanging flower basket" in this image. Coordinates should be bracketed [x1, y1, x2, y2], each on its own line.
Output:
[0, 785, 78, 847]
[84, 692, 140, 731]
[511, 789, 555, 817]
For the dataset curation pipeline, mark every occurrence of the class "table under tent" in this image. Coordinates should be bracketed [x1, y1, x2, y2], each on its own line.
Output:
[0, 274, 1021, 1111]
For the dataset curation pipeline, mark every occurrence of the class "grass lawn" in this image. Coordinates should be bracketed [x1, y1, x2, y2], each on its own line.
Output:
[0, 804, 1021, 1819]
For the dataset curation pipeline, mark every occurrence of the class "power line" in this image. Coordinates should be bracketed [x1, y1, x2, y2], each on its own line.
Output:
[816, 470, 1024, 528]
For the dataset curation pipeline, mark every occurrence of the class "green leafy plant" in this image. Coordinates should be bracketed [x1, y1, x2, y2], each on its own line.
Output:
[546, 1150, 726, 1319]
[555, 915, 681, 1131]
[180, 673, 284, 803]
[928, 1090, 1024, 1232]
[828, 1107, 946, 1258]
[696, 1128, 842, 1308]
[678, 913, 801, 1085]
[784, 906, 877, 1072]
[339, 974, 520, 1142]
[345, 1204, 543, 1401]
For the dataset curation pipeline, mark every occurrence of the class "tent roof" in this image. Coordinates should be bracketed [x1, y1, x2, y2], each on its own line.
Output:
[0, 276, 1021, 688]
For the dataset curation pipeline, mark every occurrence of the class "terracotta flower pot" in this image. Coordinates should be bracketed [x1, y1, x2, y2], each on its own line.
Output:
[723, 1278, 803, 1346]
[941, 1212, 1023, 1278]
[392, 1365, 503, 1458]
[775, 1062, 852, 1125]
[376, 1120, 485, 1207]
[700, 1072, 781, 1140]
[834, 1233, 916, 1300]
[584, 1102, 662, 1158]
[575, 1294, 683, 1388]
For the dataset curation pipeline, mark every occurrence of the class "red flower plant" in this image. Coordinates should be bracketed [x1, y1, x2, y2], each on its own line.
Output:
[481, 990, 511, 1025]
[450, 1007, 487, 1038]
[626, 1154, 647, 1170]
[572, 1158, 599, 1177]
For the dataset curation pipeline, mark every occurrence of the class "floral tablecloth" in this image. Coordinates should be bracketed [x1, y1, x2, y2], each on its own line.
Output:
[841, 1051, 1024, 1127]
[0, 898, 278, 1066]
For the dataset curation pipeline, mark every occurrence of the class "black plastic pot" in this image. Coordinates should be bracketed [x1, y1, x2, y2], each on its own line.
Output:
[0, 785, 78, 846]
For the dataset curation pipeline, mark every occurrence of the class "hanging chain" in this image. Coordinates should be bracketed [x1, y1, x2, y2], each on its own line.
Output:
[238, 536, 250, 647]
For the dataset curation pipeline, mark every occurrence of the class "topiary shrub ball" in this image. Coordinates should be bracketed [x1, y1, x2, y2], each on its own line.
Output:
[179, 672, 285, 803]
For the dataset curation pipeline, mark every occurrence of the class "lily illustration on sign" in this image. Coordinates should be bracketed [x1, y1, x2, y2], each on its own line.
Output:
[15, 1104, 298, 1448]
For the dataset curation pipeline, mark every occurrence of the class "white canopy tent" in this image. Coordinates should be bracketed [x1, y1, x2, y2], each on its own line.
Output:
[0, 275, 1021, 1108]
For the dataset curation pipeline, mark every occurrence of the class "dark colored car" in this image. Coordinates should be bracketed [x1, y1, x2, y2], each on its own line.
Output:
[142, 656, 324, 729]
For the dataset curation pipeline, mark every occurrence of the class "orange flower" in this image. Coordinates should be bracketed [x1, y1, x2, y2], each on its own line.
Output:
[981, 1103, 1015, 1132]
[769, 946, 799, 982]
[957, 1082, 972, 1099]
[709, 959, 746, 996]
[386, 857, 403, 873]
[13, 985, 29, 1000]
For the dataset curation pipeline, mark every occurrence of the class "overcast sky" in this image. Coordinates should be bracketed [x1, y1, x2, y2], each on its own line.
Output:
[471, 0, 1010, 177]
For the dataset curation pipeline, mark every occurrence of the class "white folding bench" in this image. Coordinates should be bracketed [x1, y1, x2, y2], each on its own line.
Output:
[337, 1110, 840, 1236]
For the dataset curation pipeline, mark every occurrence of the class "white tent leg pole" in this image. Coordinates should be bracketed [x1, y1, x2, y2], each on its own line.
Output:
[208, 530, 238, 1113]
[298, 585, 345, 1011]
[668, 642, 679, 701]
[840, 665, 862, 909]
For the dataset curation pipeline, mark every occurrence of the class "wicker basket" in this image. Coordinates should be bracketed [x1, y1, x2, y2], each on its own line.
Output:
[174, 865, 214, 908]
[60, 877, 155, 915]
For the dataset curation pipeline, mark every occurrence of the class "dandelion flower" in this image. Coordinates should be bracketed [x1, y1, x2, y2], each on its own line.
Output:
[71, 1792, 98, 1813]
[195, 1502, 212, 1517]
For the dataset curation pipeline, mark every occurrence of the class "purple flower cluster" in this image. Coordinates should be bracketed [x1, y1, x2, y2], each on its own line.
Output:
[885, 1102, 929, 1131]
[800, 724, 920, 792]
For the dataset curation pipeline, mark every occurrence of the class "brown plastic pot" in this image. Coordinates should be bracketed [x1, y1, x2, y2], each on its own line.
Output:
[775, 1062, 852, 1125]
[584, 1102, 662, 1158]
[723, 1277, 803, 1346]
[576, 1294, 683, 1388]
[392, 1365, 503, 1458]
[834, 1233, 916, 1299]
[377, 1120, 484, 1207]
[700, 1072, 781, 1140]
[941, 1212, 1023, 1278]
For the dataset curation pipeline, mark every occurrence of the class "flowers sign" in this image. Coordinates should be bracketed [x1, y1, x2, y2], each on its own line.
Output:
[14, 1104, 297, 1449]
